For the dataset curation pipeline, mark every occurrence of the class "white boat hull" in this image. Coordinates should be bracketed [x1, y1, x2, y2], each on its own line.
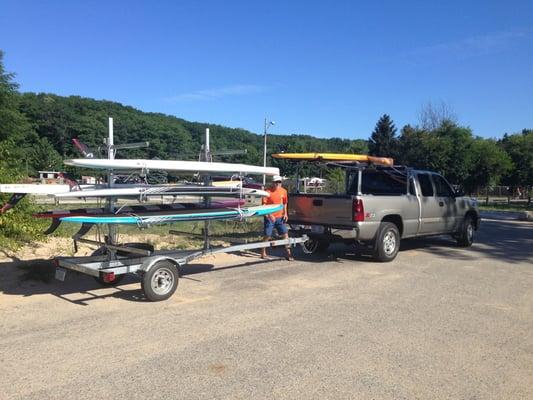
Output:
[64, 159, 280, 176]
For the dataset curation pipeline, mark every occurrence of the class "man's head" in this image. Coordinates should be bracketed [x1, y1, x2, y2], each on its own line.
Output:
[272, 175, 283, 187]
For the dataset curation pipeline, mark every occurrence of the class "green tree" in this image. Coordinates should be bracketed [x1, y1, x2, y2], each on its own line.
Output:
[433, 121, 475, 185]
[325, 168, 345, 193]
[499, 130, 533, 189]
[368, 114, 397, 157]
[396, 122, 476, 186]
[0, 50, 34, 157]
[463, 138, 512, 194]
[0, 51, 47, 249]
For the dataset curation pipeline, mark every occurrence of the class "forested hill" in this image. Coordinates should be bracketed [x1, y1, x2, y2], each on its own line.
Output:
[18, 93, 367, 174]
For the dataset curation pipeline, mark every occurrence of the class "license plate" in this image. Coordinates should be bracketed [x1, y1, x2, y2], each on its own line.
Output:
[307, 225, 324, 234]
[55, 268, 66, 281]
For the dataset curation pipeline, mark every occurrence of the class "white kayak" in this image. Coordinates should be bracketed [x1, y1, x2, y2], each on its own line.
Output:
[64, 158, 280, 176]
[53, 185, 269, 198]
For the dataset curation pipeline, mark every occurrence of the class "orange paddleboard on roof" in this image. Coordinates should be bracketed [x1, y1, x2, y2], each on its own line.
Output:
[271, 153, 394, 166]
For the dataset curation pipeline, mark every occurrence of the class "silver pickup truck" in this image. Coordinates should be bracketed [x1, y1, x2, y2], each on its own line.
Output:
[288, 166, 480, 261]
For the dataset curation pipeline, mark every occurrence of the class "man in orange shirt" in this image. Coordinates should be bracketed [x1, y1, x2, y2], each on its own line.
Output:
[261, 175, 293, 261]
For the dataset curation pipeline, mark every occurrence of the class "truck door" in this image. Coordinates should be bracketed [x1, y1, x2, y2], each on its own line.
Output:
[417, 173, 445, 234]
[431, 173, 458, 232]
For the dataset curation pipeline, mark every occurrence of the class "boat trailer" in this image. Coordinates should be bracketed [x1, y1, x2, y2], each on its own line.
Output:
[55, 235, 308, 301]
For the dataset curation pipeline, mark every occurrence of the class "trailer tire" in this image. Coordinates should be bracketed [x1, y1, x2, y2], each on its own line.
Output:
[141, 261, 179, 301]
[373, 222, 400, 262]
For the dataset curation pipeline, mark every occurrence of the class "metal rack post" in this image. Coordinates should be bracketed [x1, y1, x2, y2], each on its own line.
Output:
[202, 128, 212, 250]
[106, 117, 118, 248]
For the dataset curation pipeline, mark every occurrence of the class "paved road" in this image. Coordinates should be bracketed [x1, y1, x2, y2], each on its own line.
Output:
[1, 220, 532, 399]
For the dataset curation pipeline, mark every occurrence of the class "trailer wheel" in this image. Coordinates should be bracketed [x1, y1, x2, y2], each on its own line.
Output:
[141, 261, 179, 301]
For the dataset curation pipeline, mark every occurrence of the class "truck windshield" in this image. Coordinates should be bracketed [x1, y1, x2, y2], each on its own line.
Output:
[347, 170, 407, 196]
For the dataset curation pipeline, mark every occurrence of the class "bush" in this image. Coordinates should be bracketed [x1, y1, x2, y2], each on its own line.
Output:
[0, 196, 48, 251]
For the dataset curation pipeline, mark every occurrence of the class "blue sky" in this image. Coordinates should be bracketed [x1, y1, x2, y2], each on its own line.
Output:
[1, 0, 532, 139]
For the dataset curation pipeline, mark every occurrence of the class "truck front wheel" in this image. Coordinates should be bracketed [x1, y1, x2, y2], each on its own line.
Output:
[373, 222, 400, 262]
[456, 216, 474, 247]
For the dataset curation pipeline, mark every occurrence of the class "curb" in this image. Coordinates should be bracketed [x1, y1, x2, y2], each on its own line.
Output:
[480, 210, 533, 221]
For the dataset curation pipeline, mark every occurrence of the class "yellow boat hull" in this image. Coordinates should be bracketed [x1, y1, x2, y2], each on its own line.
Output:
[271, 153, 394, 166]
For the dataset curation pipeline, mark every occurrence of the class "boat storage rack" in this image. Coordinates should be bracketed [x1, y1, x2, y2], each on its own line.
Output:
[54, 122, 306, 301]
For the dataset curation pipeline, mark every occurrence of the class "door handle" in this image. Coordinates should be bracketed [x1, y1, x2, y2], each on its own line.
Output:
[312, 199, 323, 206]
[439, 201, 444, 207]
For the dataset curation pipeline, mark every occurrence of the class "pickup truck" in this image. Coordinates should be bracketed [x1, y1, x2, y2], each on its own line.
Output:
[288, 166, 480, 261]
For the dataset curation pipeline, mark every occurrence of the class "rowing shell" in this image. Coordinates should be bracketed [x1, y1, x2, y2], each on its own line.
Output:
[59, 204, 283, 227]
[52, 185, 269, 199]
[271, 153, 394, 166]
[34, 199, 245, 219]
[64, 158, 280, 176]
[0, 184, 98, 195]
[34, 199, 246, 234]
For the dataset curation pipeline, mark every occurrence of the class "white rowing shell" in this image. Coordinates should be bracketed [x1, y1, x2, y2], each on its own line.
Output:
[53, 186, 269, 198]
[0, 184, 98, 195]
[64, 159, 280, 176]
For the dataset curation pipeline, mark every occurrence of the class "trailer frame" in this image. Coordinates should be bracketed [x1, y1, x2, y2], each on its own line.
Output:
[55, 235, 308, 301]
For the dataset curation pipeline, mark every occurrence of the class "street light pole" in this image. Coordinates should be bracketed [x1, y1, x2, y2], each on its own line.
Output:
[263, 118, 275, 186]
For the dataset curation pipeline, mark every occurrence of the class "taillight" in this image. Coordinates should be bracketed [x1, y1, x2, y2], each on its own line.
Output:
[353, 199, 364, 222]
[102, 272, 116, 283]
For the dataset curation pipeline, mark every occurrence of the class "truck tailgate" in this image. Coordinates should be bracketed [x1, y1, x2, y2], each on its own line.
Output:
[288, 194, 354, 227]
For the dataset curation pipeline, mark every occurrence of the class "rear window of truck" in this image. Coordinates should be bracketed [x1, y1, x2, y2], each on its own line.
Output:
[347, 170, 407, 196]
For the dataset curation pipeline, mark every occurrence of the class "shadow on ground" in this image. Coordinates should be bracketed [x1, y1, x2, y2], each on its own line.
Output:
[1, 220, 531, 304]
[0, 247, 290, 305]
[306, 220, 533, 264]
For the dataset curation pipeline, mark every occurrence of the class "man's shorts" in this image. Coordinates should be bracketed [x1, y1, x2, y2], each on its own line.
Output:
[264, 216, 288, 237]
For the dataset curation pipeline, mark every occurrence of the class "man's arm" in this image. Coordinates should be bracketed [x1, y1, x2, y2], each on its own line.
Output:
[283, 190, 289, 222]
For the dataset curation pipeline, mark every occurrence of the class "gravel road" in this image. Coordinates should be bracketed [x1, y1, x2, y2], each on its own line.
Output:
[1, 219, 532, 399]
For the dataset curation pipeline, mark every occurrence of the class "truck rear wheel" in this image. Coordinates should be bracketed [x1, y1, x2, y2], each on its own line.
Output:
[373, 222, 400, 262]
[302, 239, 329, 254]
[141, 261, 179, 301]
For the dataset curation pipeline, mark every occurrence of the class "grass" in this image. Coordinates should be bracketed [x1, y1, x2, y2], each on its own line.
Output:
[479, 203, 531, 213]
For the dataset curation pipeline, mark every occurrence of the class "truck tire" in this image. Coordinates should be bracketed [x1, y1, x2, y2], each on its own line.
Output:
[141, 261, 179, 301]
[456, 216, 474, 247]
[373, 222, 400, 262]
[302, 239, 329, 254]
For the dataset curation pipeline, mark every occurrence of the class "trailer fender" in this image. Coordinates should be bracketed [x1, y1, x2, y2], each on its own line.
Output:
[142, 256, 181, 274]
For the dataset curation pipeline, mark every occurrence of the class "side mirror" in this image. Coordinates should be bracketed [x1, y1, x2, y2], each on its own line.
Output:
[454, 188, 465, 197]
